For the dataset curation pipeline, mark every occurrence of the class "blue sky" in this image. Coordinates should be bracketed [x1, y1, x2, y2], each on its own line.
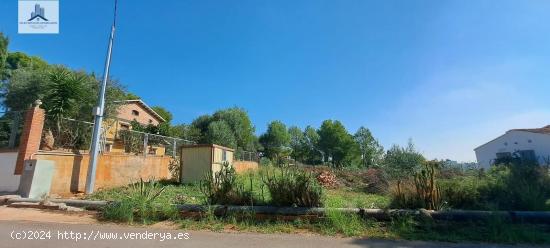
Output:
[2, 0, 550, 162]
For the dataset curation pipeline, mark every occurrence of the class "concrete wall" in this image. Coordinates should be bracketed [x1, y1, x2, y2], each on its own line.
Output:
[0, 151, 20, 192]
[475, 131, 550, 168]
[233, 161, 258, 173]
[34, 152, 172, 196]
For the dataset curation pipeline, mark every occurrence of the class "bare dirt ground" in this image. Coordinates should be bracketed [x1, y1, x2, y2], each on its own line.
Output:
[0, 205, 99, 225]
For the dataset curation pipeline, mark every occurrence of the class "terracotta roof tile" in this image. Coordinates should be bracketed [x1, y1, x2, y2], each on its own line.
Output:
[510, 125, 550, 134]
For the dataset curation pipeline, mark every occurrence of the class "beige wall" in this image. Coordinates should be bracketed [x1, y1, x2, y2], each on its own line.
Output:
[233, 161, 258, 173]
[116, 102, 161, 126]
[35, 152, 172, 196]
[180, 146, 212, 184]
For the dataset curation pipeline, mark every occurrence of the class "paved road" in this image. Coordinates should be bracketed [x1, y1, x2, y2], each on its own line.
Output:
[0, 220, 542, 248]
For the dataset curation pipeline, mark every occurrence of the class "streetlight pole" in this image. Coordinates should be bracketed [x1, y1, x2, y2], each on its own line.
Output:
[85, 0, 118, 194]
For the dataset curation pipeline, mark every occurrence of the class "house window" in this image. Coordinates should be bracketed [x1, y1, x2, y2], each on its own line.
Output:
[222, 150, 227, 161]
[496, 152, 511, 159]
[120, 123, 130, 130]
[132, 110, 140, 116]
[518, 150, 536, 161]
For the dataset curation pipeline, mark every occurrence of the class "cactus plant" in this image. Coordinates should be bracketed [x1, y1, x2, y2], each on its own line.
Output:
[413, 160, 442, 210]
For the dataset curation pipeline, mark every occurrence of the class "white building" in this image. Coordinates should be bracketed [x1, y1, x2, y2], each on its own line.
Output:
[474, 125, 550, 168]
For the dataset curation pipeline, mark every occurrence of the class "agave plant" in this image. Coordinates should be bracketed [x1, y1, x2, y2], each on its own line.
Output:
[128, 178, 166, 203]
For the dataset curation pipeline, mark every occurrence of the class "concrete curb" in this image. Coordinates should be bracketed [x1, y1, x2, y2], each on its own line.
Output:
[176, 204, 550, 223]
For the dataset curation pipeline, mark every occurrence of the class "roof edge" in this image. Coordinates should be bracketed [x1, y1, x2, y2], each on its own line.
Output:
[114, 99, 166, 123]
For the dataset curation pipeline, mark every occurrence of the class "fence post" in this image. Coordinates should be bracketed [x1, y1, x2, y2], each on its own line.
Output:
[172, 138, 176, 157]
[143, 133, 148, 157]
[14, 101, 45, 175]
[8, 113, 20, 149]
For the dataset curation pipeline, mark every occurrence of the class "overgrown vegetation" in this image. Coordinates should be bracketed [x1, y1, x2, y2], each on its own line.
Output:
[101, 179, 177, 224]
[91, 161, 550, 244]
[200, 162, 257, 205]
[390, 158, 550, 211]
[261, 167, 323, 207]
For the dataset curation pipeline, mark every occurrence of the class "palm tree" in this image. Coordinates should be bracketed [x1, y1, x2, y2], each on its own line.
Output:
[43, 67, 87, 148]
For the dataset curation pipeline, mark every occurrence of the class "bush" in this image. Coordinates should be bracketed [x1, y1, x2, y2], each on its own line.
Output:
[393, 159, 550, 211]
[438, 176, 484, 210]
[261, 167, 324, 207]
[480, 163, 550, 211]
[259, 157, 272, 167]
[200, 162, 256, 205]
[102, 178, 176, 223]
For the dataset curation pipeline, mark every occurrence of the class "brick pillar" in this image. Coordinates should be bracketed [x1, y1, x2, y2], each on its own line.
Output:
[14, 101, 45, 175]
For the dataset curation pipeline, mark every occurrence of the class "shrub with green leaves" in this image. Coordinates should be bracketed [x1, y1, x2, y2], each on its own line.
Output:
[200, 162, 256, 205]
[393, 158, 550, 211]
[102, 178, 175, 223]
[261, 167, 323, 207]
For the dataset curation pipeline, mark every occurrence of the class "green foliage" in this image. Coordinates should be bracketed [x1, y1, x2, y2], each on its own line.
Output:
[353, 126, 384, 168]
[0, 33, 8, 79]
[392, 159, 550, 211]
[102, 178, 175, 224]
[212, 107, 256, 151]
[261, 167, 323, 207]
[151, 106, 172, 123]
[438, 176, 483, 209]
[5, 51, 49, 71]
[318, 120, 360, 168]
[323, 210, 368, 236]
[169, 124, 201, 142]
[191, 108, 256, 151]
[303, 126, 323, 164]
[0, 36, 129, 116]
[43, 67, 88, 122]
[200, 162, 256, 205]
[479, 162, 550, 211]
[259, 121, 291, 165]
[259, 157, 272, 167]
[124, 92, 140, 100]
[288, 126, 306, 161]
[102, 199, 134, 222]
[383, 139, 425, 186]
[206, 121, 237, 148]
[1, 68, 49, 111]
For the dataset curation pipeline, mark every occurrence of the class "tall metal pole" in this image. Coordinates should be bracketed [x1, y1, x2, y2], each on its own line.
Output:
[85, 0, 118, 194]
